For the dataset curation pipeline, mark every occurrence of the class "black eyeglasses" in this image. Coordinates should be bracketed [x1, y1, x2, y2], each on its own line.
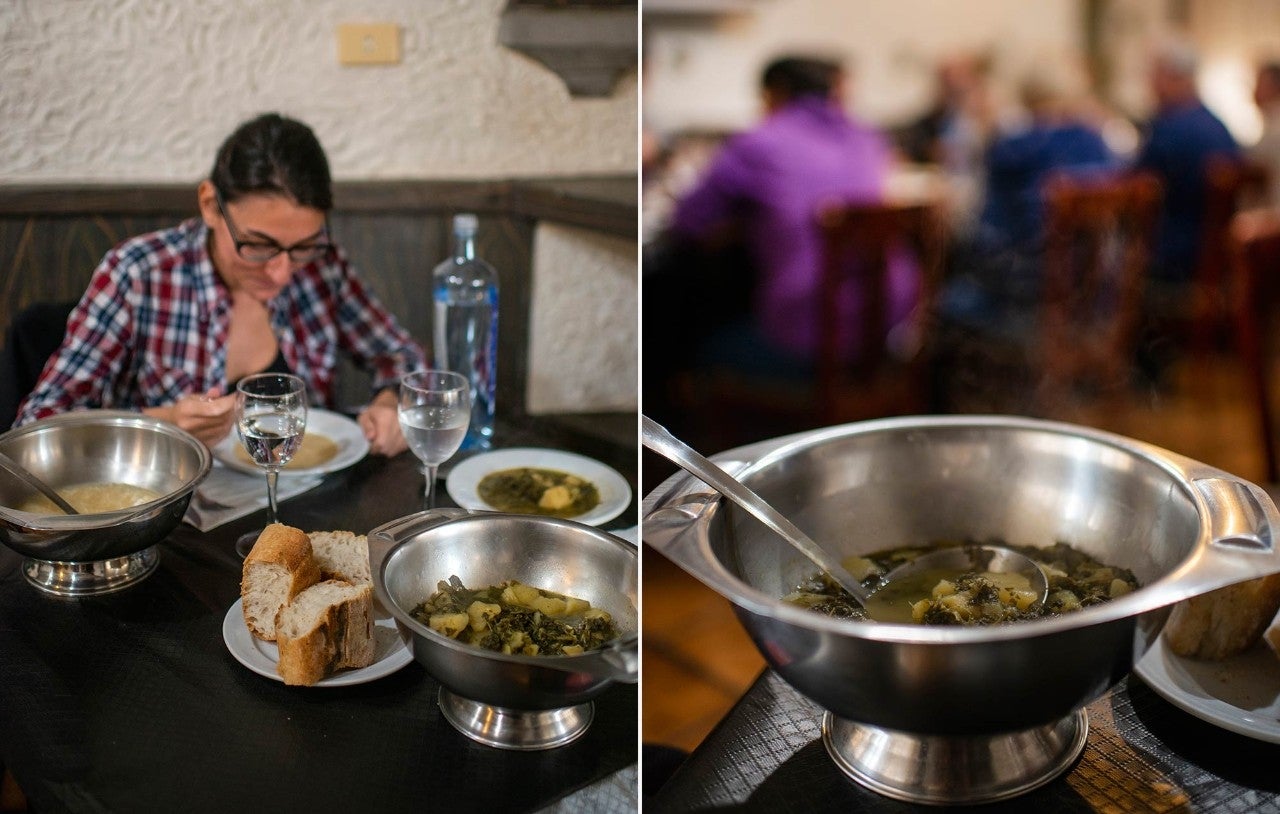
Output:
[215, 190, 333, 265]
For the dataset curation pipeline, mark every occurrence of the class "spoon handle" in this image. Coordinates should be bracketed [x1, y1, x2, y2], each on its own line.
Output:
[641, 416, 870, 603]
[0, 450, 80, 515]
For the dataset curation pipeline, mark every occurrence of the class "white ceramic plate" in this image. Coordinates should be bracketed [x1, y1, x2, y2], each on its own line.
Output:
[446, 447, 632, 526]
[213, 408, 370, 477]
[222, 598, 413, 687]
[1134, 635, 1280, 743]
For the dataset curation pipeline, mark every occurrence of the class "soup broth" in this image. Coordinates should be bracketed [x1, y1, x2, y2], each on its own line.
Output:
[18, 482, 162, 515]
[234, 432, 338, 470]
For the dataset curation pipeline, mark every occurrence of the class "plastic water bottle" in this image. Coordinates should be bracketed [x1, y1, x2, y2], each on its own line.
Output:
[432, 214, 498, 450]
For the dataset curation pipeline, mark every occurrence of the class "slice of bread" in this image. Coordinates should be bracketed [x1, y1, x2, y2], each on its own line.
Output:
[241, 524, 322, 642]
[1164, 573, 1280, 659]
[308, 530, 371, 586]
[275, 580, 376, 686]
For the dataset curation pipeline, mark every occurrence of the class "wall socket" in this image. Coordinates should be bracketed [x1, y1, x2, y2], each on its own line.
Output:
[336, 23, 401, 66]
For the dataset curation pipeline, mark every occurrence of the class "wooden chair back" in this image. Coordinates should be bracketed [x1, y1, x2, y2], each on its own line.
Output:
[0, 300, 77, 429]
[1193, 156, 1272, 350]
[1227, 208, 1280, 482]
[1039, 172, 1161, 400]
[691, 199, 945, 450]
[814, 200, 945, 423]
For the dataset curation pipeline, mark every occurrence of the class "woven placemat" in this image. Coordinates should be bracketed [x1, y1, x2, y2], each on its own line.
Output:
[653, 670, 1280, 812]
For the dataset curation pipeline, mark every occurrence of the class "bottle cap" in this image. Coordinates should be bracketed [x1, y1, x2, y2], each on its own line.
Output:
[453, 213, 479, 235]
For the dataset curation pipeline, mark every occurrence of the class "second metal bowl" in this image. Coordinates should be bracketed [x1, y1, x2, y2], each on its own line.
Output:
[370, 509, 638, 750]
[0, 411, 212, 595]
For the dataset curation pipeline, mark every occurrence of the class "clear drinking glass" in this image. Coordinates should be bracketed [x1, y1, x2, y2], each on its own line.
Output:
[234, 373, 308, 557]
[398, 370, 471, 509]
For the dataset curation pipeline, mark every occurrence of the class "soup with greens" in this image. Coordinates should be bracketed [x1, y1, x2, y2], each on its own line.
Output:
[785, 540, 1138, 625]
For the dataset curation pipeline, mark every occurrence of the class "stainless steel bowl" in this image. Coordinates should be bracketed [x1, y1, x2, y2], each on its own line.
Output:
[643, 415, 1280, 803]
[370, 509, 638, 750]
[0, 411, 212, 595]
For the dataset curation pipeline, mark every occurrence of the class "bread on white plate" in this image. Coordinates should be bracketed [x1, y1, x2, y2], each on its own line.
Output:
[241, 524, 321, 642]
[308, 530, 371, 586]
[1164, 573, 1280, 659]
[274, 579, 376, 686]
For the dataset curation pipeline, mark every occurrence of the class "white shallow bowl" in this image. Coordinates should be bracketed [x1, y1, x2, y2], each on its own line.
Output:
[213, 408, 370, 477]
[446, 447, 631, 526]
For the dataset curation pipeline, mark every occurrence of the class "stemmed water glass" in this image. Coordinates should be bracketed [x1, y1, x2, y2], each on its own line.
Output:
[398, 370, 470, 509]
[234, 372, 308, 557]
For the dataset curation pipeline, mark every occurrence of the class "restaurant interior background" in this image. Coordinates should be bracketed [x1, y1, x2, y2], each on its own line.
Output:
[642, 0, 1280, 768]
[0, 2, 636, 811]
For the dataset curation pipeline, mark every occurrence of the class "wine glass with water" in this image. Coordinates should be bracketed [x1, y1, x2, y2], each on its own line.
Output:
[234, 372, 307, 557]
[398, 370, 470, 509]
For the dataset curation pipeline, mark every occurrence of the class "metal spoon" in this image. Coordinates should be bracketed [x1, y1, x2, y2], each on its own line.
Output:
[0, 450, 80, 515]
[642, 416, 1049, 615]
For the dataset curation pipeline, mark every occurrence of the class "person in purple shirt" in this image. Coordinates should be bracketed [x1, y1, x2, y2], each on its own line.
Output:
[667, 55, 919, 376]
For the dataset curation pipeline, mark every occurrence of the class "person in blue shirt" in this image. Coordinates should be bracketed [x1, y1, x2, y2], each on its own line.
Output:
[940, 62, 1115, 329]
[978, 80, 1115, 253]
[1128, 40, 1239, 387]
[1135, 39, 1239, 286]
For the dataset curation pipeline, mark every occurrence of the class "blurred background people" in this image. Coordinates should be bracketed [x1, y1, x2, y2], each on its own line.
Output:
[1132, 39, 1240, 384]
[1136, 39, 1240, 288]
[1251, 60, 1280, 206]
[938, 59, 1116, 332]
[897, 54, 992, 165]
[895, 52, 996, 237]
[665, 55, 919, 378]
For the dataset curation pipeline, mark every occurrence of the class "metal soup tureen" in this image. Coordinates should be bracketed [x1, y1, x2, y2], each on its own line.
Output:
[643, 415, 1280, 804]
[370, 509, 638, 751]
[0, 412, 211, 597]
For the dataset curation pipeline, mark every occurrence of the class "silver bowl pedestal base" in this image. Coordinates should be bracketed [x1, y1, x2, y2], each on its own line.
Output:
[22, 546, 160, 597]
[822, 709, 1089, 805]
[437, 688, 594, 750]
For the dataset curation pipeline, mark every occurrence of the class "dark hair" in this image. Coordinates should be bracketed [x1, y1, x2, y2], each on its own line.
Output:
[209, 113, 333, 210]
[761, 56, 841, 101]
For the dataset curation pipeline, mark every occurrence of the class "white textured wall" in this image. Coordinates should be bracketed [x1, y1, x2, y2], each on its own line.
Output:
[0, 0, 636, 180]
[0, 0, 638, 413]
[527, 224, 637, 413]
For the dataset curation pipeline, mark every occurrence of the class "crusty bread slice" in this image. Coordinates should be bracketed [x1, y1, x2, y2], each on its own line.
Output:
[275, 580, 375, 686]
[241, 524, 322, 642]
[1164, 573, 1280, 659]
[308, 530, 371, 586]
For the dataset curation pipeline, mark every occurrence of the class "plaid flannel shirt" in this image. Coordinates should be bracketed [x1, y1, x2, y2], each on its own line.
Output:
[16, 218, 425, 425]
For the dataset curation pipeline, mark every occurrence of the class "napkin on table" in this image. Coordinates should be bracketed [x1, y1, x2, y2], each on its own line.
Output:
[183, 463, 323, 532]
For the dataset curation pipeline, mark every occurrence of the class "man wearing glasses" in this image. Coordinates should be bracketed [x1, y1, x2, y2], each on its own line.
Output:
[15, 113, 425, 456]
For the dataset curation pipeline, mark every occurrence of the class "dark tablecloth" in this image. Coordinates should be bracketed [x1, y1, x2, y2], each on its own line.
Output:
[651, 668, 1280, 812]
[0, 413, 638, 814]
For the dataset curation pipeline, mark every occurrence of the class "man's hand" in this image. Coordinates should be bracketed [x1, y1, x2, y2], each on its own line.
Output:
[144, 388, 235, 448]
[358, 388, 407, 457]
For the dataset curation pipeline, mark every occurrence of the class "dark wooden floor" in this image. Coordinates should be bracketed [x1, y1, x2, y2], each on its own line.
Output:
[642, 350, 1275, 754]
